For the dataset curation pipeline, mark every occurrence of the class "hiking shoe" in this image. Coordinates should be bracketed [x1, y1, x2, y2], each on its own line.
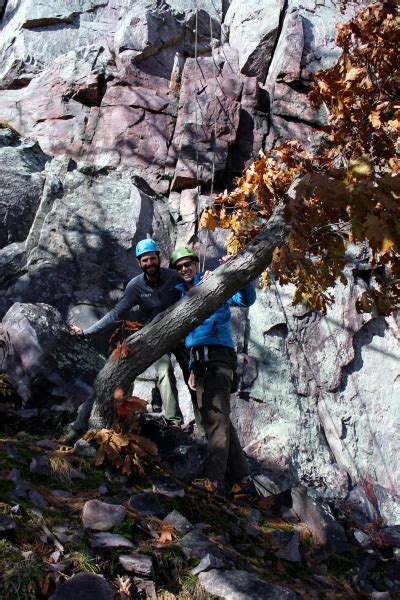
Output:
[192, 478, 228, 497]
[230, 478, 259, 499]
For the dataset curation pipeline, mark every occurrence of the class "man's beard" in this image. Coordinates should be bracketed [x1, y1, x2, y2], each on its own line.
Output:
[142, 263, 161, 277]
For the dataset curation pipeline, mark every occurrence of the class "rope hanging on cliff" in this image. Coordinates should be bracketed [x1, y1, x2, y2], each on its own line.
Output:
[193, 4, 203, 267]
[199, 13, 219, 272]
[194, 5, 221, 272]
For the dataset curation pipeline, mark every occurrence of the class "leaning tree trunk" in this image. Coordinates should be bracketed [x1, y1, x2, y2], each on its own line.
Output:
[88, 210, 290, 430]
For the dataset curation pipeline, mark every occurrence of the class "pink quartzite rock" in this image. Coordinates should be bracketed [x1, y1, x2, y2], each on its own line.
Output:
[84, 83, 176, 190]
[264, 115, 324, 153]
[168, 49, 242, 190]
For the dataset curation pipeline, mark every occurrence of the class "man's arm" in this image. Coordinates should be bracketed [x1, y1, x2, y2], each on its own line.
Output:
[227, 282, 256, 308]
[70, 278, 140, 337]
[213, 255, 257, 308]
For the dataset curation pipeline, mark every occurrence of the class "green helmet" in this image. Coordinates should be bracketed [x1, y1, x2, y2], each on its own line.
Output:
[169, 246, 199, 268]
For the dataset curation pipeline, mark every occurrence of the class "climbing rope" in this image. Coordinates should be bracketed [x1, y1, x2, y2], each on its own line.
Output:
[199, 13, 220, 272]
[193, 3, 203, 268]
[270, 272, 323, 393]
[194, 5, 222, 272]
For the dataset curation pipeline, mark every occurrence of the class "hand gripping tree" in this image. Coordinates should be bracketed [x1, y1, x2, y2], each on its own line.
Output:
[86, 0, 399, 431]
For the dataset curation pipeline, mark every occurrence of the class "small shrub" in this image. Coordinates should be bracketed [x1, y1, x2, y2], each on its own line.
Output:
[1, 551, 43, 600]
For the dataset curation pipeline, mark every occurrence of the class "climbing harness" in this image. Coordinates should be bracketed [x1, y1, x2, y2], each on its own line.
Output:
[189, 345, 239, 393]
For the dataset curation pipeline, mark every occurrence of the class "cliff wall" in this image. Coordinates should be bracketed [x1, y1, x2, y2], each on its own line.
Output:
[0, 0, 398, 524]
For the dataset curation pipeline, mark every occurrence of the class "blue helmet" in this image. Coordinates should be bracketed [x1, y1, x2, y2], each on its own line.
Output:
[135, 239, 160, 258]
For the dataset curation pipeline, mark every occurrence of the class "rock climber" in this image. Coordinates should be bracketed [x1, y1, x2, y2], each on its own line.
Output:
[70, 239, 201, 428]
[170, 246, 258, 498]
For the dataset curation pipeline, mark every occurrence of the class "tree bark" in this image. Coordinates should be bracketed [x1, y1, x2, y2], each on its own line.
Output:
[88, 210, 290, 430]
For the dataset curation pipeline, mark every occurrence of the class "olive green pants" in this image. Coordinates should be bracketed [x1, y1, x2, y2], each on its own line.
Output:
[195, 346, 250, 482]
[154, 344, 203, 430]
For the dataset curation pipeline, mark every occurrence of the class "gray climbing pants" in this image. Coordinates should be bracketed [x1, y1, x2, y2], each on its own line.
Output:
[154, 343, 203, 429]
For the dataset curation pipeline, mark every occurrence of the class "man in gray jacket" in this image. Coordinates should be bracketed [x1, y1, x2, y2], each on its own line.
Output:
[70, 239, 199, 427]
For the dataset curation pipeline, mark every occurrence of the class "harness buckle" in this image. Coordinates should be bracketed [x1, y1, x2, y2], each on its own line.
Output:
[190, 346, 209, 379]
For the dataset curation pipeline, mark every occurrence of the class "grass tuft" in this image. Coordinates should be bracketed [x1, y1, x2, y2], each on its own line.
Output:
[49, 455, 72, 486]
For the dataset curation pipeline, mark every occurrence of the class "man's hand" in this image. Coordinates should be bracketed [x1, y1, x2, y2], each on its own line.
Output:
[69, 324, 85, 337]
[188, 371, 196, 391]
[219, 254, 234, 265]
[201, 255, 234, 280]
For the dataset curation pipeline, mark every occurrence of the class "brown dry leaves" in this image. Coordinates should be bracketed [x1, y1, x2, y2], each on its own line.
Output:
[200, 1, 399, 314]
[83, 429, 158, 477]
[158, 523, 176, 544]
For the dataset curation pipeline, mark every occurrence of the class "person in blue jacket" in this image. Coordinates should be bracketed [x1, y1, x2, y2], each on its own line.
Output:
[170, 246, 258, 497]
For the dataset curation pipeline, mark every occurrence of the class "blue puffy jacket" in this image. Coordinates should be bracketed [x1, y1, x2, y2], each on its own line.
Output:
[176, 273, 256, 349]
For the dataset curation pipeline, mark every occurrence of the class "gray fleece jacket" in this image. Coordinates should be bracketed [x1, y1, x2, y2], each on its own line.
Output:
[84, 267, 181, 336]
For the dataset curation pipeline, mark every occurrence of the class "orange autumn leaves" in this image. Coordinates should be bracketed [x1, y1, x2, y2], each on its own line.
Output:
[110, 320, 144, 360]
[200, 1, 399, 314]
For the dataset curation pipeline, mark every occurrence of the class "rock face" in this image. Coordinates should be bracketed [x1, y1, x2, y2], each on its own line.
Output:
[0, 302, 104, 405]
[0, 128, 49, 249]
[0, 133, 174, 323]
[225, 0, 285, 79]
[0, 0, 398, 526]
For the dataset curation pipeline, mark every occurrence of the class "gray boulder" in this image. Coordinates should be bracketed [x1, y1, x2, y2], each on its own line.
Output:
[275, 531, 301, 563]
[119, 553, 155, 577]
[291, 487, 347, 554]
[0, 128, 48, 249]
[179, 529, 225, 561]
[191, 553, 225, 576]
[82, 500, 126, 531]
[49, 572, 115, 600]
[198, 569, 299, 599]
[0, 303, 104, 408]
[91, 532, 135, 550]
[225, 0, 285, 79]
[163, 509, 193, 534]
